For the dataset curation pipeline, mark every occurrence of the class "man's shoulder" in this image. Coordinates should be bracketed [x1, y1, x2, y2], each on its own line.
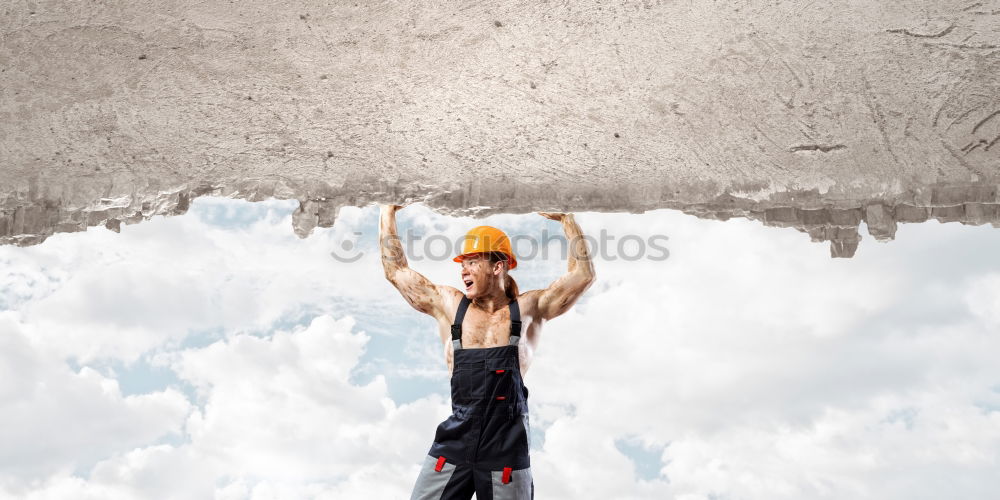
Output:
[516, 289, 542, 310]
[434, 285, 465, 321]
[436, 284, 464, 299]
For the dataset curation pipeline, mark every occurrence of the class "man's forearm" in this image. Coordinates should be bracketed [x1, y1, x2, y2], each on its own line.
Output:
[379, 206, 407, 277]
[562, 214, 594, 278]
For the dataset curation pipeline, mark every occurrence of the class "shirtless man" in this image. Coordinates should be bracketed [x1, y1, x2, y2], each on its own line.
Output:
[379, 204, 595, 500]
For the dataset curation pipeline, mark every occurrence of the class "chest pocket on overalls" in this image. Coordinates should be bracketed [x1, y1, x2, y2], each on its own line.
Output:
[452, 360, 486, 403]
[485, 358, 517, 403]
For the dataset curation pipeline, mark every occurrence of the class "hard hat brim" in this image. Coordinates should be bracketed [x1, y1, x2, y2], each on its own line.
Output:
[453, 252, 517, 270]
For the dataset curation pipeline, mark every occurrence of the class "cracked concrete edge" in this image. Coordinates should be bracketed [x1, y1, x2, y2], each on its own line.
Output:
[3, 176, 999, 258]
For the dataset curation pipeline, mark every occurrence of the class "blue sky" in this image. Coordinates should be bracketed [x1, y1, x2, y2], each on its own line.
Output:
[2, 197, 1000, 499]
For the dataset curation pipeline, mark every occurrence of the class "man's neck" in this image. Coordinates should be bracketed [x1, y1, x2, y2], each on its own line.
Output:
[470, 289, 509, 314]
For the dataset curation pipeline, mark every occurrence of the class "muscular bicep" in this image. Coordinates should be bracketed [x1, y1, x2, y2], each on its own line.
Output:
[386, 266, 450, 318]
[536, 271, 595, 321]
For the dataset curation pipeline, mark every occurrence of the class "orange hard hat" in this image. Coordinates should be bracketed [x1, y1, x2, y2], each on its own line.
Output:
[453, 225, 517, 270]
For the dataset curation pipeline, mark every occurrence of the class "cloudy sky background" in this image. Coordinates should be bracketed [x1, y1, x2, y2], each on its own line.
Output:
[2, 198, 1000, 499]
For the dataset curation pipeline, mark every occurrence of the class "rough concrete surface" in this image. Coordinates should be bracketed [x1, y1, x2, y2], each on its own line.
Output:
[2, 0, 999, 256]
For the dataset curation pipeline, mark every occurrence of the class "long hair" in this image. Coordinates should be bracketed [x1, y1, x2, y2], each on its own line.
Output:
[487, 251, 519, 300]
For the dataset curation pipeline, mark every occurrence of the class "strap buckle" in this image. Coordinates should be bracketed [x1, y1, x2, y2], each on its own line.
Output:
[510, 320, 522, 335]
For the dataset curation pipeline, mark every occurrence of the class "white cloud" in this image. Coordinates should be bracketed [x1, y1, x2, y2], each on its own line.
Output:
[964, 273, 1000, 328]
[0, 312, 190, 487]
[171, 315, 426, 482]
[520, 212, 1000, 499]
[2, 312, 451, 499]
[3, 199, 419, 364]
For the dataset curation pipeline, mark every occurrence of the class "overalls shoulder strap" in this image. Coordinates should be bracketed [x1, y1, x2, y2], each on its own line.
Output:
[507, 298, 522, 346]
[450, 295, 471, 351]
[450, 295, 523, 350]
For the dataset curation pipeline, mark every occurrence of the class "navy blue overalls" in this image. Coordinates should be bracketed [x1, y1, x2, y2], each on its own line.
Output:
[410, 295, 534, 500]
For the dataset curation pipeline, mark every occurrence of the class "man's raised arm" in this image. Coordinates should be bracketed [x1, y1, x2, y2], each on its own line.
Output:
[535, 212, 597, 321]
[380, 204, 450, 319]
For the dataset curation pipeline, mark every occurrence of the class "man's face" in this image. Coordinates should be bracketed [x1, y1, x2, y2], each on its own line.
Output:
[460, 253, 497, 298]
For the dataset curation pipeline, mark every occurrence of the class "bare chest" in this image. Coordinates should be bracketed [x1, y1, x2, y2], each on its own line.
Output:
[457, 309, 516, 347]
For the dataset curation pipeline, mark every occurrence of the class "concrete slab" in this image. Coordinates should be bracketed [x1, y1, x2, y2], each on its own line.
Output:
[3, 0, 1000, 256]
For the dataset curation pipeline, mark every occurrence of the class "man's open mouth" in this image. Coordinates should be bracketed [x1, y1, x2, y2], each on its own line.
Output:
[464, 279, 473, 290]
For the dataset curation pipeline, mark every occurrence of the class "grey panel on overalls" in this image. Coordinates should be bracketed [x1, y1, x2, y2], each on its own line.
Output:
[410, 454, 458, 500]
[491, 466, 533, 500]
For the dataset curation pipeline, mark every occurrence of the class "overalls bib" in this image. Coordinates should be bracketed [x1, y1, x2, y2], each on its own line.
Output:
[410, 295, 534, 500]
